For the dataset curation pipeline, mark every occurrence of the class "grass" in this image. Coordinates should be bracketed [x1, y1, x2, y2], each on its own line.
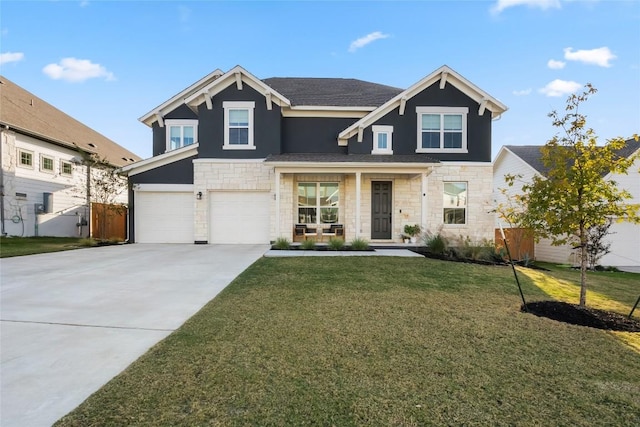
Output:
[56, 257, 640, 426]
[0, 236, 94, 258]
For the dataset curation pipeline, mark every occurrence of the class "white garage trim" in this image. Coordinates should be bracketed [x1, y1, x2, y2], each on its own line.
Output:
[209, 191, 270, 244]
[134, 184, 194, 192]
[135, 191, 194, 243]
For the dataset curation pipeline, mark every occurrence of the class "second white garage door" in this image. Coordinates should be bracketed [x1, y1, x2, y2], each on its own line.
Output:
[210, 191, 270, 244]
[135, 192, 193, 243]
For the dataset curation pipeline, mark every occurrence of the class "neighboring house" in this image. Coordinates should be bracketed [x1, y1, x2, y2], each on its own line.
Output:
[493, 141, 640, 268]
[0, 76, 141, 238]
[121, 65, 507, 244]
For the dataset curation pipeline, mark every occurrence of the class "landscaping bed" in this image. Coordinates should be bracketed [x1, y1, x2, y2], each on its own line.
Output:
[524, 301, 640, 332]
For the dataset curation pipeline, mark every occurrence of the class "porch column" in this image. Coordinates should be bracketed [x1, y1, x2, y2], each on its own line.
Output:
[355, 172, 361, 238]
[275, 170, 281, 238]
[421, 172, 428, 230]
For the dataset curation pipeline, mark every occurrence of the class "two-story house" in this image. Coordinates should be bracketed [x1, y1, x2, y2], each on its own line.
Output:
[0, 76, 141, 238]
[121, 65, 507, 244]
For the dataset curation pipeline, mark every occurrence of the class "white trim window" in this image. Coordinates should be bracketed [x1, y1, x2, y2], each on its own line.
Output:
[297, 182, 339, 225]
[223, 101, 255, 150]
[40, 154, 55, 173]
[60, 159, 73, 176]
[372, 125, 393, 154]
[443, 182, 467, 225]
[18, 149, 33, 168]
[416, 107, 468, 153]
[166, 119, 197, 151]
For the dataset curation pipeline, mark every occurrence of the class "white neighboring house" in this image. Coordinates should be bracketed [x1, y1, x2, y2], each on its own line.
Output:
[493, 141, 640, 269]
[0, 76, 141, 238]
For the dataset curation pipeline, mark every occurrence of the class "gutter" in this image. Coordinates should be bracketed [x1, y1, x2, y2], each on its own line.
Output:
[0, 125, 6, 236]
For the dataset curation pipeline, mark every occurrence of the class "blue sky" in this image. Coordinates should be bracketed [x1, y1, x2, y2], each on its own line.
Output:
[1, 0, 638, 159]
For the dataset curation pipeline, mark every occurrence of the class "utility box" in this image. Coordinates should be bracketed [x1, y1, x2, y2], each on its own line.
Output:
[43, 192, 53, 213]
[34, 203, 45, 214]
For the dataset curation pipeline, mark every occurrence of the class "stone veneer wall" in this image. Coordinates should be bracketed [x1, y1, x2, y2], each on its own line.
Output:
[195, 161, 494, 244]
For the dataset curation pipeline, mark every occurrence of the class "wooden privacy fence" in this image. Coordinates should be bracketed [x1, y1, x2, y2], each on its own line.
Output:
[495, 227, 535, 261]
[91, 203, 127, 241]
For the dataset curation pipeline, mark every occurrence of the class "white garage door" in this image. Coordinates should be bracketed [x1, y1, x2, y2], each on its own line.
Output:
[210, 192, 270, 244]
[135, 192, 193, 243]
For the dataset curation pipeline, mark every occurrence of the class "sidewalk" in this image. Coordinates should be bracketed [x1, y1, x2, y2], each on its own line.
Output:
[264, 249, 423, 257]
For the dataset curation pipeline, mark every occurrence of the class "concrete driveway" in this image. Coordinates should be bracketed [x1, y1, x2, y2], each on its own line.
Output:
[0, 243, 267, 427]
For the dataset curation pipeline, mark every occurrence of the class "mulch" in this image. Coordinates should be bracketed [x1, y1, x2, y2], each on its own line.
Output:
[523, 301, 640, 332]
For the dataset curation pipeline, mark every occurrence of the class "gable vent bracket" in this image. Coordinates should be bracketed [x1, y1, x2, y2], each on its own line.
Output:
[235, 72, 243, 90]
[155, 112, 164, 128]
[204, 90, 213, 110]
[357, 125, 364, 143]
[439, 71, 448, 89]
[265, 91, 273, 111]
[478, 98, 488, 116]
[399, 96, 407, 116]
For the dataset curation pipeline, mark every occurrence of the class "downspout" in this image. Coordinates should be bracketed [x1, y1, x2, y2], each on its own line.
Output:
[0, 125, 7, 236]
[86, 161, 91, 238]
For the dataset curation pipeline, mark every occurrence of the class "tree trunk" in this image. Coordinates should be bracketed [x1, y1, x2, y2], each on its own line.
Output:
[579, 225, 588, 307]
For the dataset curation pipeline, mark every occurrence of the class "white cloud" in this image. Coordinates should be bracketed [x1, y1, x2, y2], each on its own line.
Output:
[42, 58, 115, 82]
[512, 88, 532, 96]
[547, 59, 566, 69]
[538, 79, 582, 97]
[491, 0, 561, 14]
[0, 51, 24, 65]
[348, 31, 389, 53]
[563, 46, 616, 67]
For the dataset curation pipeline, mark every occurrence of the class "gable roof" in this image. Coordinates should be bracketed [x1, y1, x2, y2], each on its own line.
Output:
[262, 78, 403, 108]
[338, 65, 508, 145]
[504, 138, 640, 177]
[139, 68, 224, 126]
[0, 76, 141, 167]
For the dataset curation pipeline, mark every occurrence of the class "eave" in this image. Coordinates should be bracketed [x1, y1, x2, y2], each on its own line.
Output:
[139, 69, 224, 127]
[119, 143, 199, 176]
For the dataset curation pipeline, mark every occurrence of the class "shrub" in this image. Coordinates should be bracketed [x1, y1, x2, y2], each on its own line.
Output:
[273, 237, 291, 250]
[350, 237, 370, 251]
[328, 237, 345, 251]
[426, 233, 448, 255]
[403, 224, 421, 237]
[301, 239, 316, 250]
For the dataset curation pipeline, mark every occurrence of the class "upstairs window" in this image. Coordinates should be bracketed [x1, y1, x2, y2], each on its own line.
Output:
[223, 101, 255, 150]
[416, 107, 468, 153]
[372, 125, 393, 154]
[18, 149, 33, 168]
[165, 119, 197, 151]
[40, 154, 54, 173]
[443, 182, 467, 225]
[60, 160, 73, 176]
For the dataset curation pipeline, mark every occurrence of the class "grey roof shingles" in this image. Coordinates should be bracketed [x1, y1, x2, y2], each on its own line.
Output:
[262, 77, 403, 107]
[507, 138, 639, 176]
[265, 153, 439, 164]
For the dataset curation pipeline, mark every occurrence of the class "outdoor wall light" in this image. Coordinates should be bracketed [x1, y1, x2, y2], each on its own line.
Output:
[196, 191, 203, 200]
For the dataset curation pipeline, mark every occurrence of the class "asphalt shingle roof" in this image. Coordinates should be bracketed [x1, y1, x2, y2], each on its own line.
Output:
[0, 76, 141, 167]
[265, 153, 439, 163]
[262, 77, 403, 107]
[507, 138, 639, 176]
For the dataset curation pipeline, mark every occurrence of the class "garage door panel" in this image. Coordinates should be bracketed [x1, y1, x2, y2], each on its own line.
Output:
[136, 192, 193, 243]
[210, 192, 270, 244]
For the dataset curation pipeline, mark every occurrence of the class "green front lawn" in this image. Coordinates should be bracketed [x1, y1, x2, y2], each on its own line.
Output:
[0, 236, 93, 258]
[57, 257, 640, 426]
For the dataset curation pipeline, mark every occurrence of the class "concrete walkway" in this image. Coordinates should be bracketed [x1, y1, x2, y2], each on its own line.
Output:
[0, 244, 268, 427]
[264, 248, 423, 257]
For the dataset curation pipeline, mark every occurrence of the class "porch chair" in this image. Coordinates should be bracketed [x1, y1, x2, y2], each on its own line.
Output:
[322, 224, 344, 242]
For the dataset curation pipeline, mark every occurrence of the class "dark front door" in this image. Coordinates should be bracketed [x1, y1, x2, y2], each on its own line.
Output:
[371, 181, 392, 239]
